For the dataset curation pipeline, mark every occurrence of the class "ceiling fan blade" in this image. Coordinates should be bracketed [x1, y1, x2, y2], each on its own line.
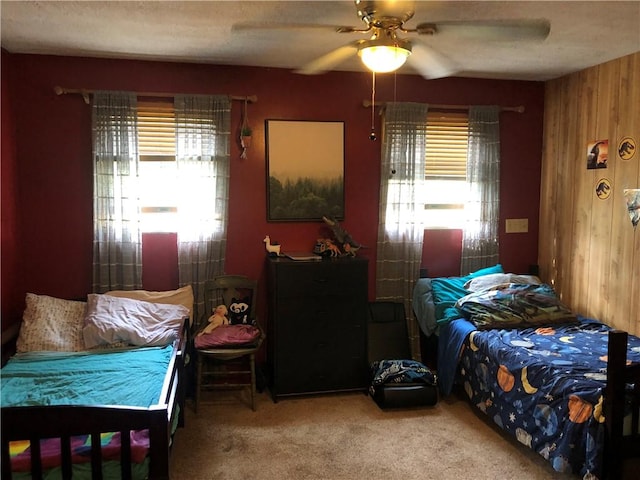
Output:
[417, 19, 551, 42]
[408, 42, 460, 80]
[295, 42, 361, 75]
[232, 22, 357, 33]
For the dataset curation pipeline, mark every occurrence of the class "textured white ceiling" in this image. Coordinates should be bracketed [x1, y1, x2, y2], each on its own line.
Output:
[1, 1, 639, 81]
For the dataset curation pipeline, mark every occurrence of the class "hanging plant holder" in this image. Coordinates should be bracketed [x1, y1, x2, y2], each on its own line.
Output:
[241, 128, 252, 148]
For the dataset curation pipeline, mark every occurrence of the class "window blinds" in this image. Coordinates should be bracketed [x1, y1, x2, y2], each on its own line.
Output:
[425, 111, 468, 179]
[137, 100, 175, 160]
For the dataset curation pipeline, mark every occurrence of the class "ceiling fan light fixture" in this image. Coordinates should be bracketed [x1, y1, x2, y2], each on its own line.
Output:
[358, 29, 411, 73]
[358, 43, 411, 73]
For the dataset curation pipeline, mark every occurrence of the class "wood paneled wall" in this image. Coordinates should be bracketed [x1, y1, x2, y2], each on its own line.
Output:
[539, 52, 640, 336]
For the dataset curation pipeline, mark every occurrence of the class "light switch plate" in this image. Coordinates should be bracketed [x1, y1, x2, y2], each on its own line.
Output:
[506, 218, 529, 233]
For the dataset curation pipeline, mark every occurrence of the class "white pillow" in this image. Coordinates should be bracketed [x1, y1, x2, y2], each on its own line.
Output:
[17, 293, 87, 353]
[105, 285, 194, 325]
[83, 294, 188, 348]
[463, 273, 542, 292]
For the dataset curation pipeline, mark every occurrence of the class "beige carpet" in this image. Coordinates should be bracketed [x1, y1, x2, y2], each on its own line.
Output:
[169, 389, 581, 480]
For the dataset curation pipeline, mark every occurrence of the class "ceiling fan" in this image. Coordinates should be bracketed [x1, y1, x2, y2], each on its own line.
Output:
[232, 0, 551, 79]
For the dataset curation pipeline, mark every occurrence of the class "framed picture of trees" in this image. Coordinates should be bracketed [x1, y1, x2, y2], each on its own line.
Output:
[266, 119, 344, 222]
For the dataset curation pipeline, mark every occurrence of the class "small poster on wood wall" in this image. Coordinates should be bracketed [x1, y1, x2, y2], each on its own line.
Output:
[618, 137, 636, 161]
[595, 178, 612, 200]
[624, 189, 640, 229]
[587, 139, 608, 169]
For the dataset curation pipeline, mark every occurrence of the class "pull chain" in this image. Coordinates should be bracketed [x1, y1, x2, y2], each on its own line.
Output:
[369, 71, 377, 141]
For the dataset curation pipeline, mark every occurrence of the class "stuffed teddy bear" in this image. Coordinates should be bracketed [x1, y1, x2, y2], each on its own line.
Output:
[198, 304, 229, 336]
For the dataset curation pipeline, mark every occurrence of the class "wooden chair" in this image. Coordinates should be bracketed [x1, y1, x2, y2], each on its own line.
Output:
[194, 275, 265, 412]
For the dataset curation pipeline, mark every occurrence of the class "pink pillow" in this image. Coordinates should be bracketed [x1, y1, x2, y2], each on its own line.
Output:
[195, 324, 260, 349]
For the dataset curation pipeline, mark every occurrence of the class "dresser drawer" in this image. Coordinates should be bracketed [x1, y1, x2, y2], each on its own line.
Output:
[275, 297, 366, 331]
[277, 323, 365, 359]
[275, 348, 367, 395]
[275, 260, 367, 298]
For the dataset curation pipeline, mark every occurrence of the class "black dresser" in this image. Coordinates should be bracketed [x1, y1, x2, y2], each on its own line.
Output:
[266, 256, 369, 401]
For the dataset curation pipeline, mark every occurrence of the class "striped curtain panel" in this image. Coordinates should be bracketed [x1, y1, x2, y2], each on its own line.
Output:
[92, 91, 142, 293]
[174, 95, 231, 325]
[461, 106, 501, 274]
[375, 102, 429, 359]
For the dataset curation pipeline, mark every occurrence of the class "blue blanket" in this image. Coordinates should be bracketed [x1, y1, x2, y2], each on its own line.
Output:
[1, 345, 174, 407]
[457, 318, 640, 479]
[437, 318, 476, 395]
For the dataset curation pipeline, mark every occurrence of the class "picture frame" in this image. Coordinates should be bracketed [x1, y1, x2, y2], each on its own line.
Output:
[266, 119, 345, 222]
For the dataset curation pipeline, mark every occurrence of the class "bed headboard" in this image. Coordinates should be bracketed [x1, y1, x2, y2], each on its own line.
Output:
[1, 323, 20, 366]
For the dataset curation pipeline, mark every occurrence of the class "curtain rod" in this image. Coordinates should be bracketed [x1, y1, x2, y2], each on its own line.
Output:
[53, 86, 257, 105]
[362, 100, 524, 113]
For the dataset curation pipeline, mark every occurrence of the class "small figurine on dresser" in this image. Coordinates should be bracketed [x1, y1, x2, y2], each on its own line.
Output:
[320, 216, 364, 256]
[263, 235, 281, 256]
[314, 238, 342, 257]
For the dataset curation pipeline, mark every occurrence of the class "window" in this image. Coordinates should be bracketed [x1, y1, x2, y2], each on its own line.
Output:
[422, 111, 469, 229]
[137, 100, 179, 233]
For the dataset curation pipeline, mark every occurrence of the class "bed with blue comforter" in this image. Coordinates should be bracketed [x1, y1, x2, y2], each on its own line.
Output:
[413, 265, 640, 480]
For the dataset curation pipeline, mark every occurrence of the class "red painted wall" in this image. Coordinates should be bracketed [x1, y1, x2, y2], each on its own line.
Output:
[422, 229, 464, 278]
[1, 52, 544, 327]
[1, 50, 22, 330]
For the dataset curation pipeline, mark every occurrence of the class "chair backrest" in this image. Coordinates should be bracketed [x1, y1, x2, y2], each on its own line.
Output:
[367, 301, 410, 363]
[201, 275, 258, 327]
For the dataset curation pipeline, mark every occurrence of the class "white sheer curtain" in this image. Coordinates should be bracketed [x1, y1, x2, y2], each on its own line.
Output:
[461, 106, 501, 274]
[376, 102, 429, 359]
[92, 91, 142, 293]
[174, 95, 231, 325]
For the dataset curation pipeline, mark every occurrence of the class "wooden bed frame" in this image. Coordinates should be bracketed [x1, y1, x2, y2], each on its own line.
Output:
[603, 330, 640, 479]
[0, 320, 188, 480]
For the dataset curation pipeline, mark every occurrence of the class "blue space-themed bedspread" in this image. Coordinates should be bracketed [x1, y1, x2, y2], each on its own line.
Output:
[456, 317, 640, 480]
